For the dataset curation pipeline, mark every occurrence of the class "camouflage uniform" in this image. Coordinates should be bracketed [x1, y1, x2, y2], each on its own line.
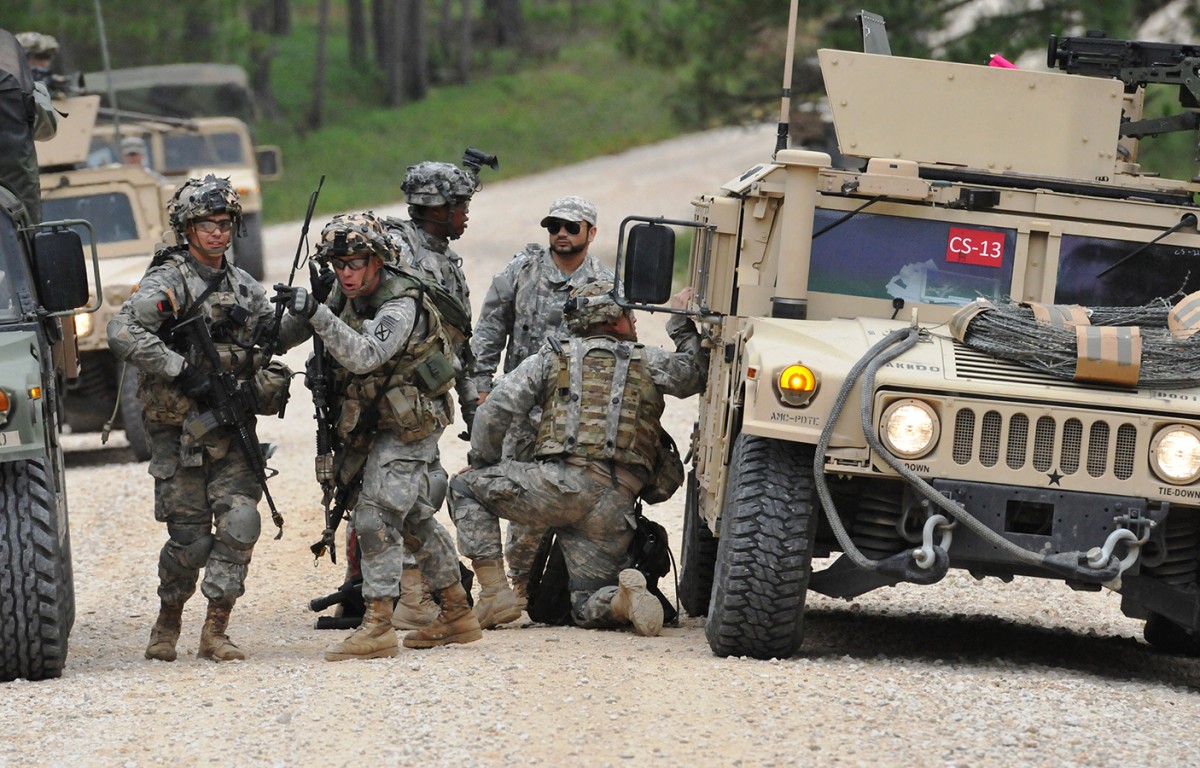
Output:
[108, 175, 304, 661]
[450, 285, 706, 632]
[470, 196, 613, 590]
[15, 32, 57, 140]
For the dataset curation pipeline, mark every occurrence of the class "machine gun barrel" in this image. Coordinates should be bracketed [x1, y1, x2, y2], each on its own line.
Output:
[1049, 33, 1200, 95]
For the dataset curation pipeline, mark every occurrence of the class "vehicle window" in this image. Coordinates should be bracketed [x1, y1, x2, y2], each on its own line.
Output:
[162, 131, 244, 169]
[1055, 234, 1200, 306]
[42, 193, 140, 245]
[0, 218, 23, 320]
[809, 209, 1014, 305]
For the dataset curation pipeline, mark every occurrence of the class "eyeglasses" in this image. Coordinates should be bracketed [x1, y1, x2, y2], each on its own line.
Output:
[329, 256, 370, 271]
[545, 220, 583, 236]
[193, 219, 234, 234]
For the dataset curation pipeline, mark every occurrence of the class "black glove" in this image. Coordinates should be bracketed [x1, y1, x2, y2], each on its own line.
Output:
[175, 362, 212, 402]
[309, 262, 336, 303]
[272, 283, 318, 319]
[458, 402, 477, 442]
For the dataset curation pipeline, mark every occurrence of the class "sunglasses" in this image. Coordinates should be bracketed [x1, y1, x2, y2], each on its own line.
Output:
[545, 220, 583, 235]
[329, 256, 370, 271]
[193, 219, 234, 234]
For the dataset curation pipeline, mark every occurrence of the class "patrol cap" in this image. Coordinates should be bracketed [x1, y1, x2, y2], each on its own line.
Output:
[121, 136, 147, 156]
[16, 32, 58, 57]
[564, 277, 625, 334]
[540, 195, 597, 228]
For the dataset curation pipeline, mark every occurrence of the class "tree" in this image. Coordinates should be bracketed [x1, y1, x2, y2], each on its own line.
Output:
[401, 0, 429, 101]
[481, 0, 526, 48]
[308, 0, 330, 129]
[248, 0, 284, 120]
[348, 0, 369, 68]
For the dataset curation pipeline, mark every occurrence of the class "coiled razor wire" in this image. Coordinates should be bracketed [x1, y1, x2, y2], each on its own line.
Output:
[958, 297, 1200, 388]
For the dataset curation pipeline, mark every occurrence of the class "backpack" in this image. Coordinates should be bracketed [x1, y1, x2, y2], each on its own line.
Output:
[525, 508, 679, 627]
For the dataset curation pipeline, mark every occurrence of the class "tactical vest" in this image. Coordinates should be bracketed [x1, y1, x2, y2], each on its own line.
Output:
[139, 251, 270, 425]
[535, 336, 663, 474]
[329, 266, 457, 444]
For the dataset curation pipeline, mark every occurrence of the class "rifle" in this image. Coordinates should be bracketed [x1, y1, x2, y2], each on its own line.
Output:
[307, 265, 338, 563]
[1048, 33, 1200, 140]
[176, 312, 285, 538]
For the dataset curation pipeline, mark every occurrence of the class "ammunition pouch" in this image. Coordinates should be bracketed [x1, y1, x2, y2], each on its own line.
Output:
[138, 374, 192, 426]
[252, 359, 293, 416]
[639, 431, 684, 505]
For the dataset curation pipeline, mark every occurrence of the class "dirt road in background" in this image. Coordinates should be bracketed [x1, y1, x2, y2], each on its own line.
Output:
[7, 124, 1199, 768]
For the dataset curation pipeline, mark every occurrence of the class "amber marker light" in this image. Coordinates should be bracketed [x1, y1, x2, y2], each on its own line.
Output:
[29, 386, 42, 400]
[776, 364, 818, 406]
[0, 388, 10, 425]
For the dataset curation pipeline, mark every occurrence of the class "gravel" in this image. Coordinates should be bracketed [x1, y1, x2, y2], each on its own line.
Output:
[6, 123, 1200, 768]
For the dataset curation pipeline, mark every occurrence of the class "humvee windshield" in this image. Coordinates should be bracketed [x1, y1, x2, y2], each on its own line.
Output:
[0, 217, 21, 320]
[162, 131, 244, 171]
[1055, 235, 1200, 306]
[42, 193, 139, 244]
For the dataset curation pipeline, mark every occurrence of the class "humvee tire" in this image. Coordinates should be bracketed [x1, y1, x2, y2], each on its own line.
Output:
[119, 364, 151, 461]
[0, 458, 74, 682]
[235, 211, 265, 280]
[705, 434, 818, 659]
[1143, 612, 1200, 657]
[679, 470, 717, 617]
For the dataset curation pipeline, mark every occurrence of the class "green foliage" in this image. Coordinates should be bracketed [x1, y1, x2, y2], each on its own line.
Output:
[260, 40, 683, 220]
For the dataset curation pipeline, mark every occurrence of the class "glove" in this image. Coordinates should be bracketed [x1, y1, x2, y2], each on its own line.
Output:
[175, 362, 212, 402]
[273, 283, 318, 319]
[309, 262, 336, 303]
[458, 402, 477, 442]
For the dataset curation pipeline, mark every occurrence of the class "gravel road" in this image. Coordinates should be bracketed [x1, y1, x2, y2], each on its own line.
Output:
[7, 123, 1200, 768]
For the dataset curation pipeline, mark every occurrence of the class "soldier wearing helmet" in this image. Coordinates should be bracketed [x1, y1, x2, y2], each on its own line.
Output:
[274, 212, 482, 659]
[10, 31, 57, 141]
[448, 279, 708, 637]
[107, 175, 307, 665]
[467, 195, 613, 622]
[380, 160, 483, 631]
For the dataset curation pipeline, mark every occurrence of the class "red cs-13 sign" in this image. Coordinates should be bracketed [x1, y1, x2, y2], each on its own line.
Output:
[946, 227, 1005, 268]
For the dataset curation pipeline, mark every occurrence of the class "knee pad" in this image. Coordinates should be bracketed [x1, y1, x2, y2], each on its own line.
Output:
[429, 465, 448, 510]
[212, 503, 261, 565]
[160, 533, 215, 576]
[353, 506, 388, 557]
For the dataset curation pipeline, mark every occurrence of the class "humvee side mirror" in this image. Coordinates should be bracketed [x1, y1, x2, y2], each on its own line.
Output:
[33, 228, 89, 313]
[624, 223, 675, 305]
[256, 145, 283, 181]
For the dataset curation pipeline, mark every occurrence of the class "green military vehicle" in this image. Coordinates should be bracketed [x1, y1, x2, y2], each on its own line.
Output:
[87, 64, 281, 280]
[1, 30, 100, 681]
[36, 93, 172, 461]
[623, 14, 1200, 659]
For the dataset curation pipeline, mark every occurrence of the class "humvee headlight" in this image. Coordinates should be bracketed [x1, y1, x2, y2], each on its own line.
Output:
[775, 364, 818, 406]
[880, 399, 939, 459]
[1150, 426, 1200, 485]
[74, 311, 93, 338]
[0, 388, 10, 426]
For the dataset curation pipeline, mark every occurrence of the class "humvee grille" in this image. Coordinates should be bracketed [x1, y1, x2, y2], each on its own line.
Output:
[950, 406, 1137, 481]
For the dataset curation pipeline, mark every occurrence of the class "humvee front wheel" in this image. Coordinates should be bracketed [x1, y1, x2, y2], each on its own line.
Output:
[0, 458, 73, 681]
[705, 434, 818, 659]
[679, 470, 717, 617]
[1143, 612, 1200, 656]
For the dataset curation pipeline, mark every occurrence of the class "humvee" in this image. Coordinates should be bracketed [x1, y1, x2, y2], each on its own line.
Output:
[622, 16, 1200, 659]
[37, 92, 173, 461]
[1, 29, 100, 681]
[86, 64, 281, 280]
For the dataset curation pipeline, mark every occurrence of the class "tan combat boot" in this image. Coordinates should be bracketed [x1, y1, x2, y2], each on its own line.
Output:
[391, 567, 440, 630]
[609, 569, 663, 637]
[198, 601, 246, 661]
[145, 601, 185, 661]
[510, 577, 529, 613]
[402, 582, 483, 649]
[325, 597, 399, 661]
[471, 559, 522, 629]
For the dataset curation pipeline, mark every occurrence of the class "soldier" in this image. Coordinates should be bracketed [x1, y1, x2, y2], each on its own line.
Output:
[470, 195, 613, 620]
[14, 31, 57, 140]
[273, 212, 482, 659]
[449, 279, 707, 636]
[108, 175, 303, 662]
[375, 161, 481, 630]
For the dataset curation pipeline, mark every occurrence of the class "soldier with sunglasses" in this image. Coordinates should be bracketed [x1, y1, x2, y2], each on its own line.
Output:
[467, 196, 613, 627]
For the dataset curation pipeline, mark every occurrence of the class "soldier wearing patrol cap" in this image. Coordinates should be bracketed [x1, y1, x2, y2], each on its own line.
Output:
[448, 278, 708, 637]
[274, 212, 482, 658]
[469, 195, 613, 620]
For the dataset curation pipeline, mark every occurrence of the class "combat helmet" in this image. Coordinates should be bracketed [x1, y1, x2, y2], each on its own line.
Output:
[315, 211, 394, 263]
[401, 161, 478, 207]
[16, 32, 58, 57]
[564, 278, 626, 334]
[168, 174, 242, 241]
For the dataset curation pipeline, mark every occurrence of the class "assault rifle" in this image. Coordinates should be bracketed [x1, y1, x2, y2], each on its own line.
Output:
[307, 265, 338, 563]
[1048, 32, 1200, 140]
[176, 313, 285, 538]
